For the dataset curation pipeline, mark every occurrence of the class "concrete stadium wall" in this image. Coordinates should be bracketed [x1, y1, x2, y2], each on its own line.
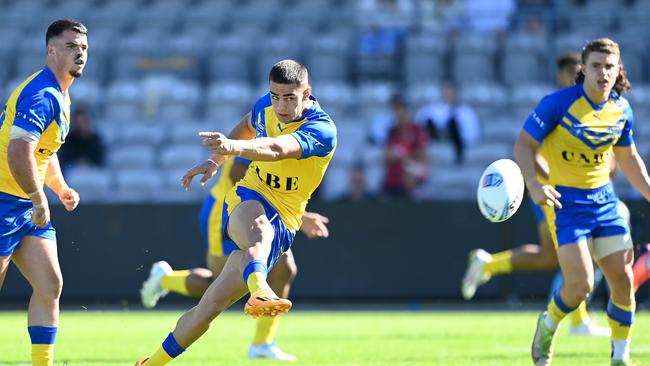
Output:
[3, 200, 650, 303]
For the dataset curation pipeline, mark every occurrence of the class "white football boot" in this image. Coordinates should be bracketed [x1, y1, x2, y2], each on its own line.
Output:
[568, 321, 611, 337]
[140, 261, 173, 309]
[461, 249, 492, 300]
[248, 343, 297, 362]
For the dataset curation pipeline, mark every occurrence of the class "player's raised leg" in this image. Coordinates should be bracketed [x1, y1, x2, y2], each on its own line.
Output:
[249, 250, 298, 361]
[11, 236, 63, 366]
[227, 200, 292, 317]
[532, 241, 594, 366]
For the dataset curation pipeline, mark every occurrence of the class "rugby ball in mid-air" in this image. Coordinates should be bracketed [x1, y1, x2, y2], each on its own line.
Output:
[477, 159, 525, 223]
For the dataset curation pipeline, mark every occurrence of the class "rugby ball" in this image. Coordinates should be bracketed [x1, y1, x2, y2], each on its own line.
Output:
[477, 159, 525, 223]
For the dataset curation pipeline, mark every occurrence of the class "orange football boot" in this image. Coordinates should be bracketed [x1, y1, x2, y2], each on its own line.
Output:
[244, 289, 292, 318]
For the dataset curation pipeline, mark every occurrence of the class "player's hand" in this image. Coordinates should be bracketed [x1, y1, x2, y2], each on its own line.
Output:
[31, 203, 50, 227]
[181, 159, 219, 190]
[58, 186, 80, 211]
[199, 132, 239, 156]
[300, 211, 330, 239]
[530, 183, 562, 208]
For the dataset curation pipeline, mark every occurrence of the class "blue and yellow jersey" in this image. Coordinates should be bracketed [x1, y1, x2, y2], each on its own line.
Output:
[231, 93, 336, 231]
[523, 84, 633, 189]
[0, 67, 71, 198]
[209, 157, 250, 199]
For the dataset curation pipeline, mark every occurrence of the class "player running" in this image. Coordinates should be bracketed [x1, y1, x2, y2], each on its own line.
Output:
[516, 38, 650, 366]
[462, 52, 610, 336]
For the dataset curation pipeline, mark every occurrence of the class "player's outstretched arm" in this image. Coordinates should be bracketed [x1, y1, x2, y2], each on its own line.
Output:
[7, 138, 50, 227]
[300, 211, 330, 239]
[614, 144, 650, 201]
[182, 112, 255, 190]
[46, 154, 79, 211]
[201, 133, 302, 162]
[514, 130, 562, 208]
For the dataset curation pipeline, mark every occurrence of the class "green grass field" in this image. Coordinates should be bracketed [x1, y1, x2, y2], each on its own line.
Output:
[1, 309, 649, 366]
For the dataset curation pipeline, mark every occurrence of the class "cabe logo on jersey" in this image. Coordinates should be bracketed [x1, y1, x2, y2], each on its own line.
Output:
[482, 173, 503, 188]
[253, 165, 299, 191]
[560, 150, 608, 167]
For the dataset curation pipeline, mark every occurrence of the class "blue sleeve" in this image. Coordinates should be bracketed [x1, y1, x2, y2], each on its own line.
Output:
[234, 156, 251, 165]
[522, 94, 562, 142]
[615, 103, 635, 147]
[250, 102, 258, 130]
[13, 90, 57, 138]
[291, 120, 337, 159]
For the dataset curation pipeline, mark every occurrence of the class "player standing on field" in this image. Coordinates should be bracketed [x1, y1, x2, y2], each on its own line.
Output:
[0, 19, 87, 366]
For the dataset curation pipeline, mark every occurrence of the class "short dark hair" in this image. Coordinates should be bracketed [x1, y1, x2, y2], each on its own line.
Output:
[556, 52, 580, 71]
[46, 19, 87, 46]
[269, 60, 309, 85]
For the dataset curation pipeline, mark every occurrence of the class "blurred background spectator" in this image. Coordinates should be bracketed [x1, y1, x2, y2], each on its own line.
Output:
[415, 81, 480, 164]
[60, 106, 106, 172]
[339, 162, 375, 202]
[382, 94, 429, 197]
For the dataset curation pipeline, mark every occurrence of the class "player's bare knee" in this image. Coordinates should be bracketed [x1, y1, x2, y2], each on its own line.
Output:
[563, 276, 593, 302]
[252, 216, 273, 238]
[34, 274, 63, 301]
[608, 267, 634, 295]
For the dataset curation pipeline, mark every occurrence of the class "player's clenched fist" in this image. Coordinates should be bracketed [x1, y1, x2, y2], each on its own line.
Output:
[199, 132, 239, 156]
[58, 186, 80, 211]
[31, 203, 50, 227]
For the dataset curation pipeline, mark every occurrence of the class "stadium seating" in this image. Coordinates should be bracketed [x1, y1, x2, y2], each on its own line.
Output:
[6, 0, 644, 202]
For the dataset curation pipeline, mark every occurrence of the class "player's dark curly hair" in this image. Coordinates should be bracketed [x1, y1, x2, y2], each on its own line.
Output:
[269, 60, 309, 86]
[46, 19, 87, 46]
[575, 38, 631, 95]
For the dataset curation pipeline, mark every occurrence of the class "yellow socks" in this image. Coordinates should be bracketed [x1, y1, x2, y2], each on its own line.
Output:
[569, 301, 590, 327]
[160, 270, 191, 296]
[31, 344, 54, 366]
[607, 300, 634, 340]
[253, 316, 281, 345]
[144, 347, 173, 366]
[546, 291, 577, 331]
[607, 300, 634, 361]
[144, 333, 185, 366]
[243, 260, 270, 294]
[484, 250, 512, 276]
[28, 326, 57, 366]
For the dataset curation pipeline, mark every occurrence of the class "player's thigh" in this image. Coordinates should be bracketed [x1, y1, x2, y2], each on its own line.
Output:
[227, 200, 273, 250]
[0, 255, 11, 288]
[198, 251, 249, 313]
[556, 241, 594, 288]
[206, 254, 228, 278]
[11, 236, 62, 295]
[595, 235, 634, 286]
